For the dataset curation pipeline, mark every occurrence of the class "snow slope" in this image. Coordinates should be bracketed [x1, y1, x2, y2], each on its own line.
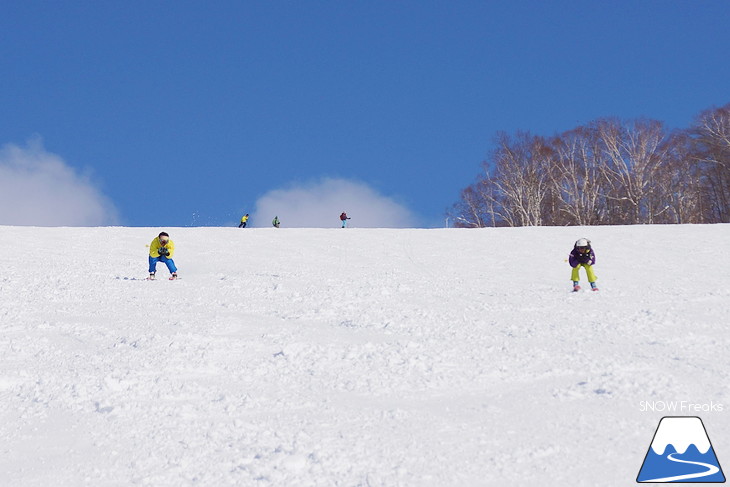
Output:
[1, 224, 729, 486]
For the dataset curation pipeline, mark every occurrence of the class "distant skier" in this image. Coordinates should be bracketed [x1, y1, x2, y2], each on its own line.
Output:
[569, 238, 597, 291]
[340, 212, 351, 228]
[272, 216, 280, 228]
[238, 214, 249, 228]
[149, 232, 178, 280]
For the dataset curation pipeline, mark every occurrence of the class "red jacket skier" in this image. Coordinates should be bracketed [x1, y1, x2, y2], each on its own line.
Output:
[340, 212, 351, 228]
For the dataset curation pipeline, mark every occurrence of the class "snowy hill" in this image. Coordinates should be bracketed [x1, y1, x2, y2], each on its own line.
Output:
[1, 224, 729, 486]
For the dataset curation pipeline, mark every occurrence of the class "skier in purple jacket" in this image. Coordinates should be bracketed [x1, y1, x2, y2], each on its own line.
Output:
[569, 238, 598, 292]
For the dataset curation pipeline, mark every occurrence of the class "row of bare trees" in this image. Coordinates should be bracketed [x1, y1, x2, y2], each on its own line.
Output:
[449, 103, 730, 227]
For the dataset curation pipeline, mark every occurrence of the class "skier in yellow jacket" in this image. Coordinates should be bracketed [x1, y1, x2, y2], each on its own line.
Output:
[238, 214, 249, 228]
[149, 232, 177, 280]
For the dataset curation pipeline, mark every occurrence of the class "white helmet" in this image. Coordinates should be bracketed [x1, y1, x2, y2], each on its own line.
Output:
[575, 238, 590, 247]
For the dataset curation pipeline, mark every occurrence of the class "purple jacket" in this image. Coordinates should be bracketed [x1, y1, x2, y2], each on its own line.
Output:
[569, 247, 595, 267]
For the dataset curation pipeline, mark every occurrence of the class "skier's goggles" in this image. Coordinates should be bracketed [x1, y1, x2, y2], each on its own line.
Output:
[576, 246, 589, 252]
[159, 238, 169, 244]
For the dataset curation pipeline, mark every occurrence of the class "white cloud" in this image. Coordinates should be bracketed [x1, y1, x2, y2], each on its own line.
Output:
[251, 178, 418, 228]
[0, 138, 119, 226]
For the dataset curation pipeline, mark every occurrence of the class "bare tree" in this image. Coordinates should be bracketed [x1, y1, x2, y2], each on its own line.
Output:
[488, 132, 553, 226]
[650, 131, 704, 223]
[448, 104, 730, 227]
[549, 127, 609, 225]
[450, 183, 489, 228]
[690, 104, 730, 222]
[596, 118, 669, 224]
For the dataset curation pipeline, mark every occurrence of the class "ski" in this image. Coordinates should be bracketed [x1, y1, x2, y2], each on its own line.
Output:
[146, 272, 179, 281]
[571, 286, 600, 293]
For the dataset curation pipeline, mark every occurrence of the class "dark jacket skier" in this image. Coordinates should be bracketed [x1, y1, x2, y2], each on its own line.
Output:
[340, 212, 351, 228]
[568, 238, 597, 291]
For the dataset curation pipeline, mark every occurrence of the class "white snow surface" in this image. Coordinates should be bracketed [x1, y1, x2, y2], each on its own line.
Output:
[1, 224, 729, 486]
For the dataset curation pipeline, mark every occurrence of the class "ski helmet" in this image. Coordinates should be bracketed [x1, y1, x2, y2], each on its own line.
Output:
[575, 238, 590, 249]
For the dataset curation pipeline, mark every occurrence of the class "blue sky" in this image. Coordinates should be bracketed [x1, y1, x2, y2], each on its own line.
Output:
[1, 1, 728, 228]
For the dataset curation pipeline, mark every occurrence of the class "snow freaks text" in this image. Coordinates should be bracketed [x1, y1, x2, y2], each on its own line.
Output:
[639, 401, 724, 413]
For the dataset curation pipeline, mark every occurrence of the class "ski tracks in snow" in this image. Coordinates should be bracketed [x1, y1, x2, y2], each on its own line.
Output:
[1, 225, 730, 485]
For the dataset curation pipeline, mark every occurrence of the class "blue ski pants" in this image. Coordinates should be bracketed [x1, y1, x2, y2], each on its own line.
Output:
[149, 255, 177, 274]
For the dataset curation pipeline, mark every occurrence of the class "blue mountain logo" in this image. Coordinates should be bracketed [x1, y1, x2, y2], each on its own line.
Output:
[637, 416, 725, 483]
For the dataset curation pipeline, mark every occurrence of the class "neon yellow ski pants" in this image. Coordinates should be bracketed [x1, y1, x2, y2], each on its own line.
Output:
[571, 263, 597, 283]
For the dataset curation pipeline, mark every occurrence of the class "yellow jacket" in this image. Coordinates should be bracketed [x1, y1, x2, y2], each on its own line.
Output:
[149, 237, 175, 258]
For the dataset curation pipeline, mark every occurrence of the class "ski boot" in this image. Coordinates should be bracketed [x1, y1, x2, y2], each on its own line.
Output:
[148, 272, 156, 280]
[169, 273, 178, 280]
[590, 282, 599, 292]
[572, 281, 581, 292]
